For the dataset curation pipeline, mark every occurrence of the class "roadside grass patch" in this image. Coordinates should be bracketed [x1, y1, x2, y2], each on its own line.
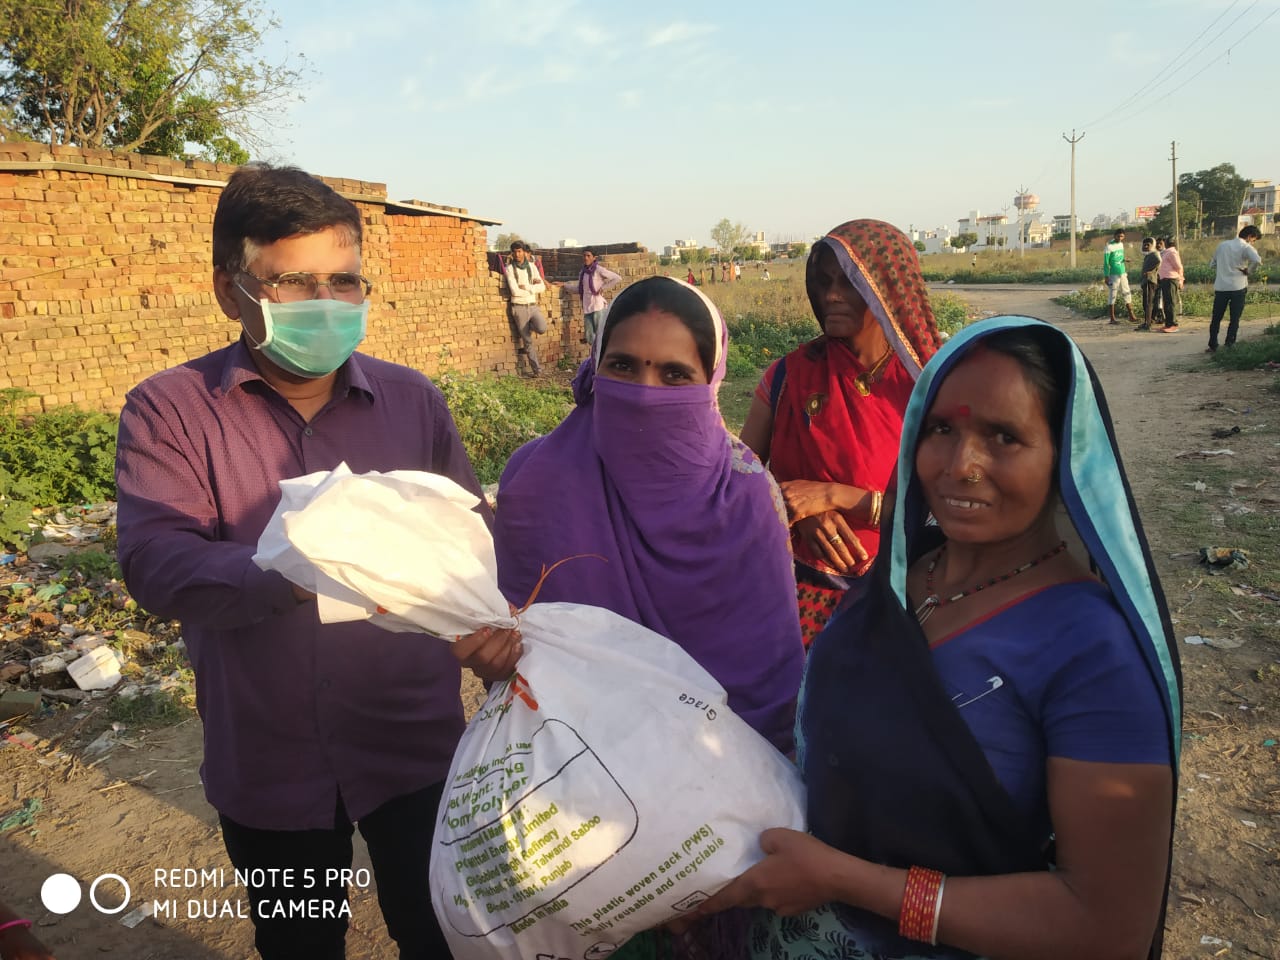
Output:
[1208, 323, 1280, 370]
[1055, 286, 1280, 320]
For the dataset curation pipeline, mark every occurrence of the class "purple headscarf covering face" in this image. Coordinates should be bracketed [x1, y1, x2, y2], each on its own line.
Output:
[495, 278, 804, 751]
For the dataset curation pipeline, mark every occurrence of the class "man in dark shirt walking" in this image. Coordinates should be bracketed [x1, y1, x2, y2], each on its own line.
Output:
[115, 165, 519, 959]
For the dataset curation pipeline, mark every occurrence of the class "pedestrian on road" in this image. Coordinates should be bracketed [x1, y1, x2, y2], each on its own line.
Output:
[1157, 238, 1184, 333]
[114, 164, 520, 960]
[1206, 225, 1263, 352]
[1138, 237, 1160, 331]
[1102, 228, 1139, 324]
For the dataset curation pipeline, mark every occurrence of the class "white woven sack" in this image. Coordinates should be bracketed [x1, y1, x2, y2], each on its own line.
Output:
[430, 601, 805, 960]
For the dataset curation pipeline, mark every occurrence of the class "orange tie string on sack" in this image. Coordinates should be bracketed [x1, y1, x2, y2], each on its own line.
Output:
[516, 554, 607, 614]
[504, 554, 606, 711]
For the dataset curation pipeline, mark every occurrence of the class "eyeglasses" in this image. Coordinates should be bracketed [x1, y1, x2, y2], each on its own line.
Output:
[241, 270, 373, 304]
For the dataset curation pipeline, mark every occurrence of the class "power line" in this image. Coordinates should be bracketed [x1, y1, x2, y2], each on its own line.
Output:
[1080, 0, 1254, 130]
[1102, 6, 1278, 131]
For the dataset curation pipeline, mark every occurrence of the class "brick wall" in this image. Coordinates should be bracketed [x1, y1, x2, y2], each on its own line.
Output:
[0, 141, 654, 412]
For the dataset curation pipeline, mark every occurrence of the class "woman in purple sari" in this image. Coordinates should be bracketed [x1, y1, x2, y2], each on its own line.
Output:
[494, 276, 804, 959]
[493, 275, 804, 754]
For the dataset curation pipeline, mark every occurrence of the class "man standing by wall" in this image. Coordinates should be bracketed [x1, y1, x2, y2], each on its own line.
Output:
[1103, 228, 1139, 324]
[573, 248, 621, 345]
[504, 240, 548, 375]
[1207, 225, 1263, 352]
[115, 164, 520, 960]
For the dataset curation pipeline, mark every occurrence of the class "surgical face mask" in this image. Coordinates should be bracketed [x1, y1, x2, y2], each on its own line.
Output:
[240, 291, 369, 378]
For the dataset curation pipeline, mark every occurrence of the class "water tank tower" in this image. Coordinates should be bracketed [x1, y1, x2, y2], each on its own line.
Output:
[1014, 191, 1039, 213]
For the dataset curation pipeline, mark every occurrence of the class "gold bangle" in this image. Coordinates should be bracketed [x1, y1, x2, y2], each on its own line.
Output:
[868, 490, 882, 528]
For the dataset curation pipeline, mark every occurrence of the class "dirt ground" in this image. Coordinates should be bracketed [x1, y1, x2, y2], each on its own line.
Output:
[2, 286, 1278, 959]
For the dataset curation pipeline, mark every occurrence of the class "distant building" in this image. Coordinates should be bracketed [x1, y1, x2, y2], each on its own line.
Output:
[910, 225, 957, 255]
[558, 238, 578, 248]
[1052, 214, 1085, 235]
[1244, 179, 1277, 234]
[747, 230, 770, 256]
[955, 208, 1051, 250]
[662, 239, 699, 258]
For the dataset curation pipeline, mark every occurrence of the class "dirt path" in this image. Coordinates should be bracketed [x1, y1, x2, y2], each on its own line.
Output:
[2, 287, 1277, 959]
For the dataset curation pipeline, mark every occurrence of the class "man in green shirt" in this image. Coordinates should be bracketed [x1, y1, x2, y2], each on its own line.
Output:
[1102, 228, 1139, 324]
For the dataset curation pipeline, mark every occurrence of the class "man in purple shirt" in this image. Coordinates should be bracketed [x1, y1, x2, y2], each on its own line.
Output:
[115, 165, 519, 960]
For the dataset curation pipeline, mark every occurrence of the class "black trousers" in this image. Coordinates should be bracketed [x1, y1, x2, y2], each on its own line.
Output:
[1157, 278, 1179, 327]
[220, 783, 451, 960]
[1209, 289, 1248, 348]
[1141, 279, 1160, 323]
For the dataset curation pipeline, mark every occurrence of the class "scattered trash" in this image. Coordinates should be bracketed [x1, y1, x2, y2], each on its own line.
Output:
[1230, 584, 1280, 603]
[1200, 936, 1232, 948]
[0, 797, 42, 833]
[0, 689, 42, 721]
[1188, 480, 1208, 492]
[1221, 502, 1255, 516]
[1176, 449, 1235, 459]
[82, 728, 117, 758]
[29, 651, 80, 678]
[1263, 739, 1277, 748]
[119, 902, 153, 928]
[67, 645, 121, 691]
[1240, 820, 1257, 828]
[1198, 547, 1249, 573]
[26, 543, 74, 563]
[1211, 426, 1241, 440]
[1182, 635, 1244, 650]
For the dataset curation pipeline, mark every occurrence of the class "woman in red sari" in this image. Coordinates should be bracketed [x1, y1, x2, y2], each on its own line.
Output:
[740, 219, 941, 644]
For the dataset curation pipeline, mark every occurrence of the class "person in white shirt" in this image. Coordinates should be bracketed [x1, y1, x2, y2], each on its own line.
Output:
[1207, 225, 1263, 352]
[504, 240, 548, 375]
[572, 248, 622, 345]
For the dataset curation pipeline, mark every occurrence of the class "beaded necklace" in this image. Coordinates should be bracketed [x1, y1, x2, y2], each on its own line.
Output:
[913, 540, 1068, 624]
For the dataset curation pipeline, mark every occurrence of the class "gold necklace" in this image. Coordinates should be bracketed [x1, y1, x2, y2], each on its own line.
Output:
[853, 345, 894, 397]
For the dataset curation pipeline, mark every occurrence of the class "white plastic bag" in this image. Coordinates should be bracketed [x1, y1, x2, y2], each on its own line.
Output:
[430, 602, 805, 959]
[253, 462, 516, 637]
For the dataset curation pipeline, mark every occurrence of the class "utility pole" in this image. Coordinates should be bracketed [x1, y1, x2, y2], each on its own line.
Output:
[1016, 185, 1028, 258]
[1063, 130, 1085, 268]
[1170, 141, 1179, 243]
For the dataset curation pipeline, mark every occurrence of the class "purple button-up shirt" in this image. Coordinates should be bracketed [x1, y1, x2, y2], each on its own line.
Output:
[115, 340, 490, 830]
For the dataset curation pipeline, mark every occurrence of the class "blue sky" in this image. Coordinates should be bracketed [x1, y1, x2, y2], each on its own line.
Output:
[260, 0, 1280, 250]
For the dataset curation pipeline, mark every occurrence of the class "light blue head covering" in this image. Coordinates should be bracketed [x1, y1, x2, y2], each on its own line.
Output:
[888, 316, 1181, 758]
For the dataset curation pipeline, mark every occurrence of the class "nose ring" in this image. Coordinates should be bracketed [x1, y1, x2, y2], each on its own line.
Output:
[964, 472, 982, 484]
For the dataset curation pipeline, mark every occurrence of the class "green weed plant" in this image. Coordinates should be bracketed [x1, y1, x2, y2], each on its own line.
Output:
[0, 390, 120, 548]
[436, 374, 574, 485]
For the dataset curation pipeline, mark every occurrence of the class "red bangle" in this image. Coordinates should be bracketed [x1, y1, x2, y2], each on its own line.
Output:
[898, 866, 945, 944]
[0, 919, 33, 934]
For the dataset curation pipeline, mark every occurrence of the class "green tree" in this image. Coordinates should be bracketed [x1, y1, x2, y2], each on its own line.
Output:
[913, 240, 927, 252]
[950, 232, 978, 250]
[493, 232, 540, 251]
[709, 218, 748, 262]
[1146, 199, 1200, 241]
[787, 242, 809, 259]
[1160, 164, 1250, 238]
[0, 0, 306, 161]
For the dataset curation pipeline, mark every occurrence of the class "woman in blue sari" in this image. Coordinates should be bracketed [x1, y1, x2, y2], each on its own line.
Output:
[701, 317, 1181, 960]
